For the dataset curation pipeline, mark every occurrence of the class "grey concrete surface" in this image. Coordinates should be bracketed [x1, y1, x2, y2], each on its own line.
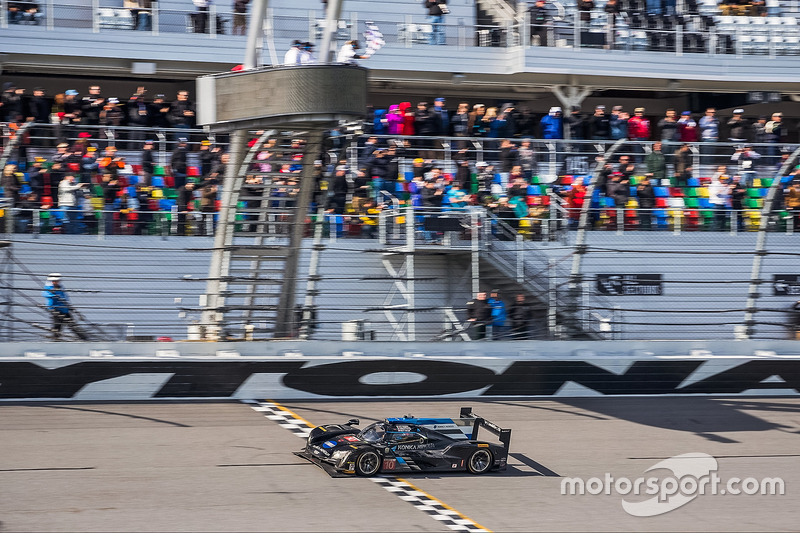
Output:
[1, 398, 798, 532]
[0, 402, 443, 532]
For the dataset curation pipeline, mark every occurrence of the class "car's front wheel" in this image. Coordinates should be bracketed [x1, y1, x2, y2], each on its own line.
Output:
[467, 448, 493, 474]
[355, 450, 381, 476]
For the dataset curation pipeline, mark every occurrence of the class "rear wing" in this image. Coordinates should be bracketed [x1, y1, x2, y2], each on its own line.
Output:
[459, 407, 511, 452]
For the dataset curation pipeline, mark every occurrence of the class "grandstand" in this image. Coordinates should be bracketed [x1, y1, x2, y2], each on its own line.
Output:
[2, 0, 800, 344]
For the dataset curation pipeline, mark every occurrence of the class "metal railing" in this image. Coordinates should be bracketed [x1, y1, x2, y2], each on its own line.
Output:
[3, 1, 799, 58]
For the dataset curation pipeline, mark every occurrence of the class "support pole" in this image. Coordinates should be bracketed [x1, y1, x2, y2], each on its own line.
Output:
[273, 130, 324, 338]
[742, 146, 800, 338]
[202, 129, 247, 331]
[244, 0, 268, 68]
[319, 0, 344, 63]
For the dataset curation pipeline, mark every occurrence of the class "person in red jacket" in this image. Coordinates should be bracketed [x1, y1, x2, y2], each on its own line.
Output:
[678, 111, 698, 143]
[627, 107, 651, 162]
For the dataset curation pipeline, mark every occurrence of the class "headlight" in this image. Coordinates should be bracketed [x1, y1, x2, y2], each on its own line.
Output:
[331, 450, 351, 461]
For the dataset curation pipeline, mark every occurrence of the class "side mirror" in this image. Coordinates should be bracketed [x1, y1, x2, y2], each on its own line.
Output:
[346, 418, 360, 426]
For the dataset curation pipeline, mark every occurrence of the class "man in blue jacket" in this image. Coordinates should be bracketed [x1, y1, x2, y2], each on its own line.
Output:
[42, 273, 87, 340]
[488, 289, 507, 340]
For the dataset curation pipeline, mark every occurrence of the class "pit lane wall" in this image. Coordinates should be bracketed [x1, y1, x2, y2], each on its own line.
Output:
[2, 340, 800, 401]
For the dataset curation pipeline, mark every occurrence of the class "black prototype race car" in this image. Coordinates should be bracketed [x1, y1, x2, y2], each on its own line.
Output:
[296, 407, 511, 476]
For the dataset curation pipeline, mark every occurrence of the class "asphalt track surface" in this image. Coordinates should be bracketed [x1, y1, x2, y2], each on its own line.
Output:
[1, 398, 798, 532]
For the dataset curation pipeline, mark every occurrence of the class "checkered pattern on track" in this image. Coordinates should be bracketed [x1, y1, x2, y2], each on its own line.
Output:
[244, 400, 493, 533]
[242, 399, 313, 438]
[371, 477, 492, 533]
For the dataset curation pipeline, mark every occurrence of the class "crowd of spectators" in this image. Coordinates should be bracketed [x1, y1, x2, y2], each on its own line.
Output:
[4, 83, 800, 237]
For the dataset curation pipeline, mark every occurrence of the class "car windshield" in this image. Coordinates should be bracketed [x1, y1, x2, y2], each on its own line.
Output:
[358, 422, 386, 443]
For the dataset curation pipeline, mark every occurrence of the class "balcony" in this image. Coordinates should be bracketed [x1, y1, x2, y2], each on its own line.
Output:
[3, 0, 800, 91]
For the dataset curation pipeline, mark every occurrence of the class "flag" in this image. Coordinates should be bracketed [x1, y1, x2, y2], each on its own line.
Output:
[363, 21, 385, 58]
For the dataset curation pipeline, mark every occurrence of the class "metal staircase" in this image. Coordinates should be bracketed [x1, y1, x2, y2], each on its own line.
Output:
[203, 131, 324, 340]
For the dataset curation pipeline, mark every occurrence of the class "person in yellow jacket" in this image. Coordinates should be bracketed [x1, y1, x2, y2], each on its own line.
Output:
[359, 199, 382, 238]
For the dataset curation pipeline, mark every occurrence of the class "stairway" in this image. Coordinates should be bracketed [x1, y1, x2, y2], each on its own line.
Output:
[480, 215, 611, 339]
[205, 133, 323, 340]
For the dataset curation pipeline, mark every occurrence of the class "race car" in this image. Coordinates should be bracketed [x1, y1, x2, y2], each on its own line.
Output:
[296, 407, 511, 476]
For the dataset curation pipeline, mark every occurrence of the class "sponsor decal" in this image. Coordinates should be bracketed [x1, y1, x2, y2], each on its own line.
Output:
[1, 359, 799, 399]
[382, 458, 396, 470]
[597, 274, 663, 296]
[322, 440, 337, 448]
[477, 443, 489, 447]
[395, 443, 435, 451]
[773, 274, 800, 296]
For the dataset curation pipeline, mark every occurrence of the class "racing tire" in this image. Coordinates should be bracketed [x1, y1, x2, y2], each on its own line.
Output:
[467, 449, 493, 474]
[355, 450, 381, 476]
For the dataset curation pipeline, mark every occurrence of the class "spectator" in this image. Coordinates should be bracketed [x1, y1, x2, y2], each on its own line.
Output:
[729, 174, 746, 231]
[752, 115, 768, 145]
[451, 102, 470, 141]
[42, 273, 87, 341]
[764, 112, 784, 167]
[540, 107, 563, 139]
[499, 139, 519, 173]
[127, 86, 150, 146]
[193, 0, 211, 33]
[529, 0, 550, 46]
[645, 141, 666, 181]
[699, 107, 719, 158]
[1, 83, 23, 122]
[170, 138, 189, 189]
[169, 90, 195, 136]
[636, 175, 655, 229]
[431, 97, 449, 137]
[199, 140, 216, 179]
[508, 293, 533, 339]
[605, 172, 629, 208]
[566, 105, 586, 141]
[785, 180, 800, 229]
[465, 291, 490, 340]
[199, 183, 218, 235]
[730, 144, 760, 187]
[58, 175, 86, 234]
[177, 181, 196, 235]
[80, 146, 98, 183]
[708, 174, 730, 230]
[233, 0, 250, 35]
[487, 289, 507, 339]
[628, 107, 651, 161]
[518, 139, 537, 179]
[2, 164, 22, 206]
[658, 108, 679, 148]
[337, 40, 369, 63]
[578, 0, 594, 27]
[604, 0, 620, 49]
[149, 93, 171, 129]
[677, 111, 698, 142]
[609, 106, 627, 140]
[386, 105, 404, 135]
[727, 108, 749, 143]
[28, 158, 46, 198]
[589, 105, 610, 140]
[141, 139, 155, 186]
[424, 0, 448, 45]
[80, 85, 104, 126]
[100, 173, 120, 233]
[284, 40, 303, 65]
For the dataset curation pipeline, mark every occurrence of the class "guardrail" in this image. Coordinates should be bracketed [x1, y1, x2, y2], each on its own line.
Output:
[3, 0, 799, 58]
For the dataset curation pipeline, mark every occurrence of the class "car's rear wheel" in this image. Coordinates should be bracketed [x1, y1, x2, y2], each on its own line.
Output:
[467, 449, 493, 474]
[355, 450, 381, 476]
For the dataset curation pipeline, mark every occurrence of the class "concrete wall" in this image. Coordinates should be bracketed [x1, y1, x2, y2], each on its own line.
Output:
[1, 340, 799, 400]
